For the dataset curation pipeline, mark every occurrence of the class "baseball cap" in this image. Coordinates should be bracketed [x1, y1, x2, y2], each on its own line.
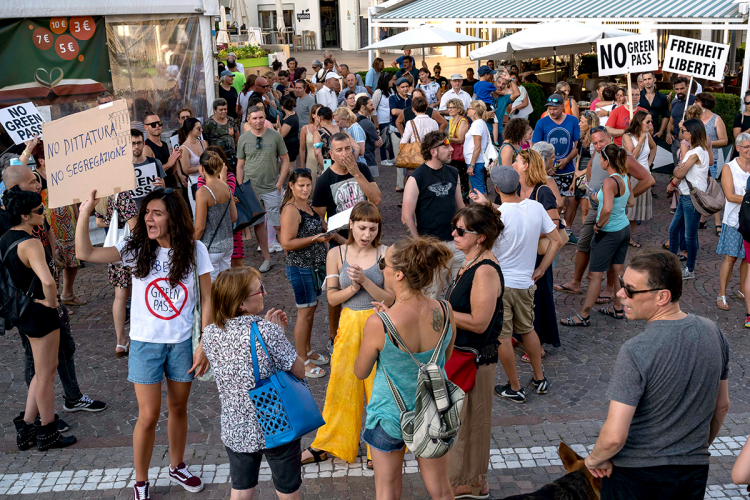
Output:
[396, 77, 410, 87]
[477, 65, 496, 76]
[325, 72, 340, 81]
[450, 73, 463, 80]
[220, 70, 234, 78]
[490, 165, 519, 194]
[545, 94, 564, 107]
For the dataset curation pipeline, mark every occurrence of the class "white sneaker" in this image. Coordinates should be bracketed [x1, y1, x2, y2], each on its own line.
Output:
[381, 159, 394, 166]
[682, 267, 695, 280]
[259, 260, 272, 273]
[269, 241, 284, 253]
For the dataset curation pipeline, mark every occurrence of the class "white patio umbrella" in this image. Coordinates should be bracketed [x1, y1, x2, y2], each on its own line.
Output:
[275, 0, 286, 32]
[230, 0, 249, 32]
[469, 21, 632, 82]
[217, 5, 230, 46]
[361, 24, 487, 62]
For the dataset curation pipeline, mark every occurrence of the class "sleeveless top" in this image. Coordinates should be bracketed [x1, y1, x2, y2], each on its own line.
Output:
[446, 259, 504, 365]
[500, 142, 520, 164]
[0, 230, 43, 300]
[449, 117, 467, 161]
[723, 159, 750, 228]
[184, 141, 204, 184]
[318, 126, 335, 160]
[284, 205, 327, 268]
[145, 138, 176, 188]
[627, 133, 650, 170]
[704, 113, 720, 165]
[338, 245, 385, 311]
[305, 128, 317, 171]
[199, 185, 233, 253]
[365, 303, 453, 440]
[596, 173, 630, 232]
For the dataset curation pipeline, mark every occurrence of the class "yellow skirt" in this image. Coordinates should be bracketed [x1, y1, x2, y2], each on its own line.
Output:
[311, 308, 376, 462]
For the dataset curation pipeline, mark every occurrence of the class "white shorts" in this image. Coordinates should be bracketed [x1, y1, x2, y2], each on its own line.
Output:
[209, 248, 232, 282]
[258, 189, 283, 228]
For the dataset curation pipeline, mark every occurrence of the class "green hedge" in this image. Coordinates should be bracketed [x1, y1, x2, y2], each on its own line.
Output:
[356, 66, 400, 81]
[658, 90, 741, 141]
[522, 83, 545, 127]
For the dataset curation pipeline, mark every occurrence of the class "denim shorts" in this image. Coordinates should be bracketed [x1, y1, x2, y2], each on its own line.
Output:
[362, 423, 405, 453]
[128, 338, 194, 384]
[286, 265, 321, 308]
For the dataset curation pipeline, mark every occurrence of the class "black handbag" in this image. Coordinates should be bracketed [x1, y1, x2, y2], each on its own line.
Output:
[233, 179, 267, 232]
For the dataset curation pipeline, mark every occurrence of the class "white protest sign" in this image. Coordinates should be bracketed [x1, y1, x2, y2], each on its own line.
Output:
[597, 34, 658, 77]
[663, 35, 729, 82]
[0, 103, 45, 145]
[131, 161, 159, 199]
[42, 99, 135, 209]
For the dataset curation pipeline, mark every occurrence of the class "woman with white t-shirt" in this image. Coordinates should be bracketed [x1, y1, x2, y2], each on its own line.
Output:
[667, 119, 710, 279]
[76, 188, 212, 500]
[622, 110, 656, 248]
[464, 101, 492, 194]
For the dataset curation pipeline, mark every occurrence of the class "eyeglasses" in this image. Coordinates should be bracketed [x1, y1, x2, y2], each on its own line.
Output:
[256, 136, 263, 150]
[145, 121, 163, 128]
[292, 168, 311, 174]
[378, 257, 391, 271]
[31, 205, 45, 215]
[179, 115, 191, 121]
[249, 281, 266, 297]
[452, 225, 479, 237]
[619, 276, 661, 299]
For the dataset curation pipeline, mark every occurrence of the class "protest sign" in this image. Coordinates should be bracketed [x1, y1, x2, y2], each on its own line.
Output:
[131, 161, 159, 198]
[42, 99, 135, 209]
[596, 34, 658, 77]
[0, 102, 45, 144]
[663, 35, 729, 82]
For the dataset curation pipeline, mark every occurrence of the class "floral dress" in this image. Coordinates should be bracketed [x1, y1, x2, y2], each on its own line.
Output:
[41, 190, 80, 268]
[95, 192, 138, 288]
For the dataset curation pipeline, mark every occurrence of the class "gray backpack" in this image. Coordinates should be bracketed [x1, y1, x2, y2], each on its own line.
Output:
[377, 300, 465, 459]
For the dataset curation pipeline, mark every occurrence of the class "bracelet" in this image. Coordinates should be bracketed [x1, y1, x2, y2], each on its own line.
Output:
[21, 151, 30, 156]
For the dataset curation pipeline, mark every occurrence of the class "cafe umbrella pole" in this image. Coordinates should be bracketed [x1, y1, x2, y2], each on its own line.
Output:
[681, 75, 694, 122]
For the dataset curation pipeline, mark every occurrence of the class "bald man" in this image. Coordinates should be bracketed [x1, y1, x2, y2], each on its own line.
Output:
[1, 164, 107, 419]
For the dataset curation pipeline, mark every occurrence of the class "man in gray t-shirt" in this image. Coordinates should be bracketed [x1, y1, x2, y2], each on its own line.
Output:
[584, 251, 729, 500]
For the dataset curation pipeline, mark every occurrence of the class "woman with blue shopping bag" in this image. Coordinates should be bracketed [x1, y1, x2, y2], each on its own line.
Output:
[202, 267, 323, 500]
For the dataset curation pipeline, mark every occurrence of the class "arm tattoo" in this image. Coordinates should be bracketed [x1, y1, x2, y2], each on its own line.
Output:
[432, 307, 443, 332]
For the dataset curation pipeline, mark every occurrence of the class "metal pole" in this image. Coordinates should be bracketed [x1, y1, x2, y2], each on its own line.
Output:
[554, 46, 557, 84]
[368, 9, 374, 67]
[742, 16, 750, 110]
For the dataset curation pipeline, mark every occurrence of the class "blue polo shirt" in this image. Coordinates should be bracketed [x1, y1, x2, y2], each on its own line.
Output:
[388, 94, 411, 127]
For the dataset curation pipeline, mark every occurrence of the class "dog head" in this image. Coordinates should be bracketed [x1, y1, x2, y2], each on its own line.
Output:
[559, 442, 602, 499]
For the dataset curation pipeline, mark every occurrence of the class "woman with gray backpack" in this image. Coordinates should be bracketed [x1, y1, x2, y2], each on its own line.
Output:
[355, 236, 464, 500]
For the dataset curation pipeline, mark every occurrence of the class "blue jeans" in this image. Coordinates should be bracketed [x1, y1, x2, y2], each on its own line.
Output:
[469, 162, 486, 194]
[669, 195, 701, 271]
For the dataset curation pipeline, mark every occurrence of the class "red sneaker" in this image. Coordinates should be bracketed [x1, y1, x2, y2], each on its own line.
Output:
[133, 481, 150, 500]
[168, 463, 204, 493]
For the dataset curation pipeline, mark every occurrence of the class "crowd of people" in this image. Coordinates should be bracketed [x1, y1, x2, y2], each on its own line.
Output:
[1, 48, 749, 500]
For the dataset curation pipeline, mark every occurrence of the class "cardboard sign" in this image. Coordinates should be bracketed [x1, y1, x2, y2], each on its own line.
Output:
[131, 161, 159, 198]
[42, 99, 135, 209]
[0, 102, 45, 144]
[663, 35, 729, 82]
[597, 34, 658, 77]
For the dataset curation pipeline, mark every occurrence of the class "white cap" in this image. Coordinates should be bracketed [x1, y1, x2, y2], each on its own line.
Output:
[450, 73, 463, 80]
[325, 72, 340, 80]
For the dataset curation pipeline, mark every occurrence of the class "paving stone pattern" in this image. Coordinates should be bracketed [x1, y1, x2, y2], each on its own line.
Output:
[0, 165, 748, 498]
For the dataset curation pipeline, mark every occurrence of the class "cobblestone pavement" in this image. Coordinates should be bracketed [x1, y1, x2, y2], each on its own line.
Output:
[0, 164, 749, 499]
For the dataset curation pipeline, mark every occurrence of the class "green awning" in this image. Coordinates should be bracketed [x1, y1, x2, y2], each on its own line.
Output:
[374, 0, 743, 21]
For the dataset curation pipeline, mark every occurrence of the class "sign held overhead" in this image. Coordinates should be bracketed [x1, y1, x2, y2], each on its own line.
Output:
[663, 35, 729, 82]
[0, 102, 45, 145]
[596, 34, 658, 77]
[42, 99, 135, 209]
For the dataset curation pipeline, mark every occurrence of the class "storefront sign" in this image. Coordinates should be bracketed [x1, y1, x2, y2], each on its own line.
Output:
[0, 102, 45, 144]
[42, 99, 135, 209]
[297, 9, 311, 21]
[663, 35, 729, 82]
[596, 34, 658, 77]
[0, 17, 111, 107]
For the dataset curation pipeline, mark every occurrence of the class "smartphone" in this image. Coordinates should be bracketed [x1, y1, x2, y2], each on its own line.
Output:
[323, 159, 332, 170]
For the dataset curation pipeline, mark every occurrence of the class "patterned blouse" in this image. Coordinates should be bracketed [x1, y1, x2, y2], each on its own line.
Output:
[202, 315, 298, 453]
[284, 205, 327, 268]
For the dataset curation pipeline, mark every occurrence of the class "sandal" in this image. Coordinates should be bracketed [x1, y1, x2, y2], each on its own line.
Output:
[61, 295, 87, 306]
[521, 351, 546, 363]
[662, 241, 669, 250]
[366, 459, 373, 470]
[738, 291, 746, 300]
[301, 447, 329, 465]
[454, 482, 490, 499]
[678, 253, 687, 261]
[629, 240, 641, 248]
[717, 296, 730, 311]
[699, 221, 707, 229]
[554, 283, 582, 294]
[115, 342, 130, 358]
[716, 227, 722, 237]
[596, 294, 613, 304]
[560, 312, 590, 327]
[599, 306, 624, 319]
[304, 360, 326, 378]
[307, 351, 330, 366]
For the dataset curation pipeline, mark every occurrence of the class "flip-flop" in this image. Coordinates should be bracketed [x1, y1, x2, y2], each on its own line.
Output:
[596, 294, 613, 304]
[301, 447, 329, 465]
[61, 296, 87, 306]
[366, 459, 373, 470]
[717, 296, 730, 311]
[115, 342, 130, 358]
[521, 351, 546, 363]
[737, 291, 746, 300]
[554, 284, 582, 294]
[629, 240, 641, 248]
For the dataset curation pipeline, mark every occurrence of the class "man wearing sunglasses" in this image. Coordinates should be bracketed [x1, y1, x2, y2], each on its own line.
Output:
[142, 113, 182, 189]
[639, 71, 669, 140]
[585, 251, 729, 500]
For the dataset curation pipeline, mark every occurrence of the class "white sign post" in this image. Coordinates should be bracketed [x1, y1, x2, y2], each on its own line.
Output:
[597, 34, 658, 120]
[0, 103, 45, 145]
[664, 35, 730, 120]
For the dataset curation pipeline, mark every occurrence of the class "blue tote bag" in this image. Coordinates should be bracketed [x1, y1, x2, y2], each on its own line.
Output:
[248, 322, 325, 448]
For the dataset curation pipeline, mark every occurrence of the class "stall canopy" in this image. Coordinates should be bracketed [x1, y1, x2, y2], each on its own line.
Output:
[362, 25, 487, 61]
[2, 0, 219, 18]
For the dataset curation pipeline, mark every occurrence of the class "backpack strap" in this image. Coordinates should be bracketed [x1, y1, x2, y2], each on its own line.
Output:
[0, 237, 30, 262]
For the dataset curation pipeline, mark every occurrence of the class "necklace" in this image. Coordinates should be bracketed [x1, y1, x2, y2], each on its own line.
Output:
[448, 250, 484, 296]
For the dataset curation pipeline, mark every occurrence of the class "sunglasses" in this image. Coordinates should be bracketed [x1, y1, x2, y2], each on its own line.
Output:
[452, 225, 478, 237]
[155, 187, 176, 195]
[592, 125, 607, 133]
[256, 136, 263, 150]
[259, 84, 270, 89]
[547, 98, 561, 104]
[745, 101, 750, 106]
[145, 121, 163, 128]
[31, 205, 45, 215]
[179, 115, 191, 120]
[249, 281, 266, 297]
[443, 138, 451, 146]
[293, 168, 311, 175]
[619, 276, 661, 299]
[378, 257, 391, 271]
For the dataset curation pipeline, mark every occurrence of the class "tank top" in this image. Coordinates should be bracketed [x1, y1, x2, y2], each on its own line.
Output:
[365, 303, 452, 440]
[449, 117, 467, 161]
[305, 128, 317, 171]
[199, 185, 233, 253]
[704, 113, 720, 164]
[627, 133, 650, 170]
[500, 142, 519, 164]
[183, 141, 204, 184]
[446, 259, 504, 364]
[284, 205, 327, 268]
[145, 138, 176, 188]
[338, 245, 385, 311]
[723, 159, 750, 228]
[596, 173, 630, 232]
[0, 230, 43, 300]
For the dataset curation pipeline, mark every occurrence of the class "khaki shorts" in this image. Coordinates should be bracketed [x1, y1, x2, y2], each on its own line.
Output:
[500, 285, 537, 338]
